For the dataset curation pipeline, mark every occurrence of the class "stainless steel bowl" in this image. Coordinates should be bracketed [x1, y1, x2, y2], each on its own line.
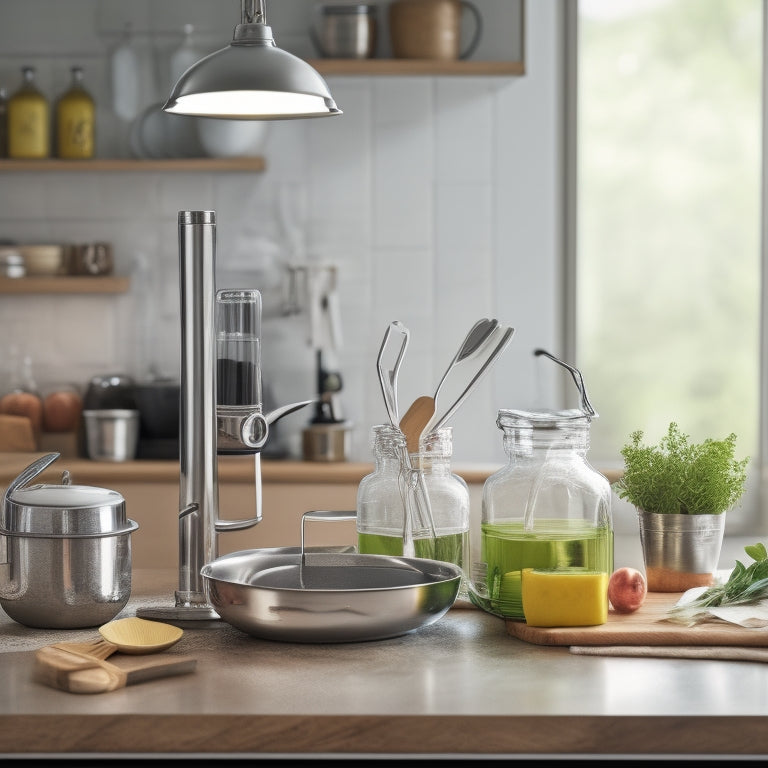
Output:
[202, 546, 461, 643]
[0, 453, 139, 629]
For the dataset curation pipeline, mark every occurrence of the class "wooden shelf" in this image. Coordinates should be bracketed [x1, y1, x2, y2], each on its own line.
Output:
[0, 276, 130, 294]
[0, 157, 266, 173]
[308, 59, 525, 76]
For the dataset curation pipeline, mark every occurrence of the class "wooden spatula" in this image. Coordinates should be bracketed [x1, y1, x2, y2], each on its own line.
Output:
[34, 645, 196, 694]
[399, 395, 436, 453]
[399, 318, 498, 453]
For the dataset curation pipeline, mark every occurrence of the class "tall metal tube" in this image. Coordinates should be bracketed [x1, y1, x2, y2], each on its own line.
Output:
[177, 211, 219, 606]
[138, 211, 220, 622]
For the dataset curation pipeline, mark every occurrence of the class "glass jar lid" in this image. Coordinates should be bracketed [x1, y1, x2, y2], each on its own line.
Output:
[497, 408, 591, 430]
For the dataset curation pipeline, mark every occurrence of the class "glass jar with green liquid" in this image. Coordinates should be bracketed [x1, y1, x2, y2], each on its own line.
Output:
[469, 351, 613, 620]
[356, 424, 470, 597]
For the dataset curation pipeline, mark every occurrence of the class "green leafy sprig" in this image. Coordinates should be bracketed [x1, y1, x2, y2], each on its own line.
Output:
[666, 543, 768, 624]
[612, 422, 749, 515]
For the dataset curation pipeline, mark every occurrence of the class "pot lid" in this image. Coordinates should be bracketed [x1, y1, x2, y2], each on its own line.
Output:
[1, 452, 136, 537]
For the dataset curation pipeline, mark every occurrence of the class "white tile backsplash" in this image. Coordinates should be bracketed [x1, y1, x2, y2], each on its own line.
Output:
[0, 0, 565, 465]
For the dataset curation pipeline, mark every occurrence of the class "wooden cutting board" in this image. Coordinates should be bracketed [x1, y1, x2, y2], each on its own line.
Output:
[506, 591, 768, 647]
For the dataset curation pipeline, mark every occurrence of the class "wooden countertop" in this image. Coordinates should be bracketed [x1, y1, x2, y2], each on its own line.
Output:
[0, 555, 767, 760]
[0, 451, 504, 486]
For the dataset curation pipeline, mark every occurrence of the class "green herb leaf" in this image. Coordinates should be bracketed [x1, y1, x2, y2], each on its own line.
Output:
[666, 544, 768, 623]
[745, 542, 767, 562]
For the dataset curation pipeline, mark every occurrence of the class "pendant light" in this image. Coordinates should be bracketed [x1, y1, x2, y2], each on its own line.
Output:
[163, 0, 342, 120]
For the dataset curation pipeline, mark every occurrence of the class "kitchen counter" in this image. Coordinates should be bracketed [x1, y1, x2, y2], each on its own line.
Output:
[0, 451, 622, 487]
[1, 540, 768, 761]
[0, 452, 504, 486]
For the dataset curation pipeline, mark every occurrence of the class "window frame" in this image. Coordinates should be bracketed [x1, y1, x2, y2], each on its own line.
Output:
[564, 0, 768, 536]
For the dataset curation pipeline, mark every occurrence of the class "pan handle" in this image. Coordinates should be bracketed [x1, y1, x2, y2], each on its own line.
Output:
[300, 510, 356, 560]
[300, 510, 357, 580]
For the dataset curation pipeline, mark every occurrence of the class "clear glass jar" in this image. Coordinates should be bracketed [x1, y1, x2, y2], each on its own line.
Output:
[469, 408, 613, 619]
[356, 424, 470, 596]
[357, 424, 406, 556]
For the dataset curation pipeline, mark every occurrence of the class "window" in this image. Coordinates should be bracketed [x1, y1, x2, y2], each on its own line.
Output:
[571, 0, 764, 531]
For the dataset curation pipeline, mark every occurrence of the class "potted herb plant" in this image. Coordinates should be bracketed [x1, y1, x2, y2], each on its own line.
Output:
[613, 422, 749, 593]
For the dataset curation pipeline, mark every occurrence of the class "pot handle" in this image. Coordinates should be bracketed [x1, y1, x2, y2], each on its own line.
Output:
[4, 452, 60, 505]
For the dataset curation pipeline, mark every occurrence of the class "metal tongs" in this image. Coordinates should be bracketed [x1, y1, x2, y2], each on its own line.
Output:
[375, 321, 436, 556]
[376, 320, 409, 426]
[533, 348, 597, 418]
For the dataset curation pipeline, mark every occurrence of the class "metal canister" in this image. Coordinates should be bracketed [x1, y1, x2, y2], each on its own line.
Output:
[311, 4, 378, 59]
[0, 452, 139, 628]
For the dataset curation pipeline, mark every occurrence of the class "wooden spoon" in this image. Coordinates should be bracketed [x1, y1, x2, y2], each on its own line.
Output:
[97, 616, 183, 655]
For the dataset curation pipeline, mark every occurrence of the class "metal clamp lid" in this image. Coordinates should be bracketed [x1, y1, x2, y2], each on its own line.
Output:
[1, 452, 136, 538]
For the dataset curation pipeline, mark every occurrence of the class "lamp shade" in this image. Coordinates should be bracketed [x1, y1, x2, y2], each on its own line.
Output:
[163, 18, 341, 120]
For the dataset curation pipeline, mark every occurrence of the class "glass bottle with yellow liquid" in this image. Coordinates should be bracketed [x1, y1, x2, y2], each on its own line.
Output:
[469, 351, 613, 620]
[55, 66, 95, 159]
[8, 66, 50, 159]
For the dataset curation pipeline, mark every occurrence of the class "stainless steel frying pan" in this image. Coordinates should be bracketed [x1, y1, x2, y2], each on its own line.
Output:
[200, 511, 461, 643]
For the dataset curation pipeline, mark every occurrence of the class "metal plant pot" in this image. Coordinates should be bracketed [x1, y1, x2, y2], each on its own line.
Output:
[637, 509, 725, 592]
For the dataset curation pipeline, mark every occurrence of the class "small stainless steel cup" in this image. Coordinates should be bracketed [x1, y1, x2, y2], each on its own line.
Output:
[302, 421, 353, 461]
[83, 409, 140, 462]
[638, 509, 725, 572]
[312, 4, 378, 59]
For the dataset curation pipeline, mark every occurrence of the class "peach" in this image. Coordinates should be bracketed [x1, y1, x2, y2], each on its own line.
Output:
[608, 567, 647, 613]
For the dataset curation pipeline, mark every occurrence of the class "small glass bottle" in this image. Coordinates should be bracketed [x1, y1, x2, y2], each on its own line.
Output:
[8, 66, 50, 159]
[357, 424, 407, 556]
[357, 424, 471, 597]
[56, 66, 95, 159]
[0, 349, 44, 438]
[469, 408, 613, 619]
[0, 87, 8, 158]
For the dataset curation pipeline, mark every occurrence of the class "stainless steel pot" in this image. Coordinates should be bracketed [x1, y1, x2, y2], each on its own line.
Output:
[0, 452, 139, 629]
[201, 510, 461, 643]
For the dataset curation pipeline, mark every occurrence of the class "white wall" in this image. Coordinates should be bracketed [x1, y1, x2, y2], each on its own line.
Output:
[0, 0, 565, 464]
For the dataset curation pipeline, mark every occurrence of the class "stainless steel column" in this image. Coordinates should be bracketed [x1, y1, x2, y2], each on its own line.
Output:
[138, 210, 220, 622]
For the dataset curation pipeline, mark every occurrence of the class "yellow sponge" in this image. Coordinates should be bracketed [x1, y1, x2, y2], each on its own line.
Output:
[521, 568, 608, 627]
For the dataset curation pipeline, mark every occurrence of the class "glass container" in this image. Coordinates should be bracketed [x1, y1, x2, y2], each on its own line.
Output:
[216, 289, 262, 409]
[55, 66, 95, 159]
[469, 408, 613, 619]
[0, 87, 8, 158]
[8, 66, 49, 159]
[357, 424, 470, 597]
